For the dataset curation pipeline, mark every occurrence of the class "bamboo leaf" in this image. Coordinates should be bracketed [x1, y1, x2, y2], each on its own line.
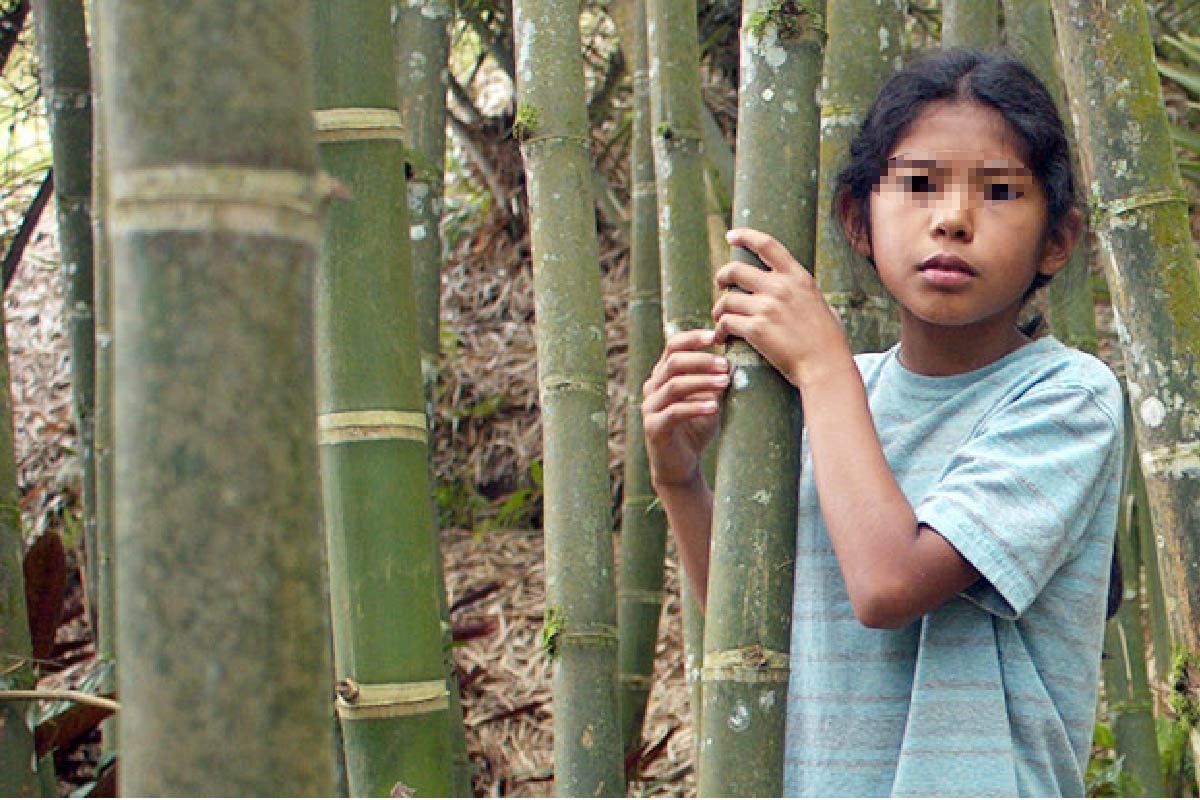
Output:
[1157, 58, 1200, 96]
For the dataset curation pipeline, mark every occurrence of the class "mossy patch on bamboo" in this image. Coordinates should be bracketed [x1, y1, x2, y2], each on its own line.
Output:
[1168, 650, 1200, 727]
[541, 605, 567, 662]
[746, 0, 824, 41]
[512, 103, 540, 141]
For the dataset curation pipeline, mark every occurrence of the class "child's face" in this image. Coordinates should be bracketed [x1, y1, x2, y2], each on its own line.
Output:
[855, 101, 1069, 333]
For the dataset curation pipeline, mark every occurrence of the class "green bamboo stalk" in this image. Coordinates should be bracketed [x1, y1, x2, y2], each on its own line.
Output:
[1052, 0, 1200, 760]
[0, 315, 38, 796]
[814, 0, 901, 354]
[646, 0, 714, 336]
[87, 0, 118, 761]
[394, 0, 451, 416]
[644, 0, 715, 770]
[392, 4, 473, 794]
[942, 0, 999, 49]
[313, 1, 457, 795]
[512, 1, 624, 794]
[699, 3, 823, 795]
[97, 2, 336, 793]
[32, 0, 96, 638]
[1099, 410, 1166, 797]
[611, 0, 669, 762]
[1135, 459, 1173, 689]
[1002, 0, 1097, 354]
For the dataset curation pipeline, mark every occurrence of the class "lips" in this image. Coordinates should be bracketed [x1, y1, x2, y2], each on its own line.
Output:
[917, 254, 977, 288]
[918, 254, 977, 275]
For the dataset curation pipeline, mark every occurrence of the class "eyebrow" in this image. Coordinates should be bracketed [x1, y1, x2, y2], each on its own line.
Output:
[886, 156, 1032, 175]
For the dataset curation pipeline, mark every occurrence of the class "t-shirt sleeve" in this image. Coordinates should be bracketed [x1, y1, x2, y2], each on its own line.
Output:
[914, 380, 1124, 619]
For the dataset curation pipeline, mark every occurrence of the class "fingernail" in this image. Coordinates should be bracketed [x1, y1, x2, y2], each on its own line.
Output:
[724, 230, 735, 242]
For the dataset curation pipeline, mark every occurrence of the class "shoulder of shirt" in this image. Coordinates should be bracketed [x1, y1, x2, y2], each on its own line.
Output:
[1012, 338, 1124, 429]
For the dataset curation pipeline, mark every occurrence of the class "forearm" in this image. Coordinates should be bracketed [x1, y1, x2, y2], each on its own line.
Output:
[653, 474, 713, 610]
[799, 362, 975, 628]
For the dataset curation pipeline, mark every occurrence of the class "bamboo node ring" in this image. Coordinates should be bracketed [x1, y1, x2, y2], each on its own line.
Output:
[313, 107, 406, 143]
[317, 409, 428, 446]
[1096, 189, 1189, 221]
[334, 678, 449, 721]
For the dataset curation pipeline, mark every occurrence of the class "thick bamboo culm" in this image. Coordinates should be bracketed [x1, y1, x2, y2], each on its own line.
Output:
[32, 0, 97, 630]
[1001, 0, 1098, 355]
[942, 0, 999, 48]
[392, 5, 473, 793]
[313, 0, 458, 795]
[97, 3, 336, 793]
[699, 2, 824, 795]
[814, 0, 901, 354]
[511, 1, 624, 794]
[1052, 0, 1200, 762]
[611, 0, 669, 761]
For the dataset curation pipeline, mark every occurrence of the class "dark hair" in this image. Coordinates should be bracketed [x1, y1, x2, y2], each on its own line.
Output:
[836, 49, 1077, 301]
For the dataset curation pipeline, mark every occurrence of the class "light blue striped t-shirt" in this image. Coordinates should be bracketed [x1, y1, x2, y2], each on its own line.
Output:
[783, 336, 1124, 797]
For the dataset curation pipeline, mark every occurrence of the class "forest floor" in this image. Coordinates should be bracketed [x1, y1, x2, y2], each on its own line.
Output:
[9, 206, 696, 796]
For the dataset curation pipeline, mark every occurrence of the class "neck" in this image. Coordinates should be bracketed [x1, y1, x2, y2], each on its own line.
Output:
[896, 316, 1031, 376]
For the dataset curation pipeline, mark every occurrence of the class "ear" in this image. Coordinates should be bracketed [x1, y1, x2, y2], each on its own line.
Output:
[837, 188, 873, 260]
[1037, 207, 1084, 278]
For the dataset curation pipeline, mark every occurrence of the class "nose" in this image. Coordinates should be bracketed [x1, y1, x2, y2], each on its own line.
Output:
[931, 195, 974, 242]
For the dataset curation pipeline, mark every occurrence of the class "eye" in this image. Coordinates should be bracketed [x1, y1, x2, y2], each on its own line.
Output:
[903, 174, 935, 194]
[985, 182, 1023, 201]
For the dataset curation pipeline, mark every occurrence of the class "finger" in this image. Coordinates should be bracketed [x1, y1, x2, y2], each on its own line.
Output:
[711, 290, 768, 323]
[661, 327, 717, 355]
[642, 372, 730, 414]
[714, 262, 775, 293]
[725, 228, 805, 275]
[644, 399, 722, 435]
[647, 348, 729, 391]
[712, 311, 759, 346]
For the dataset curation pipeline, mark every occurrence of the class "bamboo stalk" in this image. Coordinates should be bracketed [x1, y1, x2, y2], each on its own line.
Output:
[512, 1, 624, 794]
[86, 0, 118, 761]
[33, 0, 96, 637]
[1002, 0, 1098, 354]
[0, 303, 38, 796]
[1052, 0, 1200, 766]
[97, 2, 337, 792]
[699, 2, 823, 795]
[942, 0, 999, 49]
[611, 0, 669, 762]
[392, 4, 473, 793]
[313, 0, 458, 794]
[814, 0, 901, 354]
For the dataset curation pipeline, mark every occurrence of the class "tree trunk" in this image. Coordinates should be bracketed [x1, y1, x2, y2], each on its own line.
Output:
[611, 0, 669, 763]
[97, 3, 336, 793]
[1052, 0, 1200, 766]
[32, 0, 96, 635]
[942, 0, 999, 48]
[313, 1, 458, 795]
[512, 1, 624, 794]
[699, 2, 823, 795]
[815, 0, 901, 354]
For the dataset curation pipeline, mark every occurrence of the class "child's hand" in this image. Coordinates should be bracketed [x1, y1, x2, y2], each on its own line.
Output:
[642, 329, 728, 491]
[713, 228, 852, 389]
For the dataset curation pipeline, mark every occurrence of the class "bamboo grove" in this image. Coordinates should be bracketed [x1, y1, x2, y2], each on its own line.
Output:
[0, 0, 1197, 796]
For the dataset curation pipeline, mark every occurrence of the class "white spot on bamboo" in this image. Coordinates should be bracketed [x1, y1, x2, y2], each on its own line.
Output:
[878, 27, 890, 51]
[783, 100, 799, 114]
[1141, 397, 1167, 428]
[753, 489, 771, 504]
[761, 87, 776, 102]
[733, 368, 749, 389]
[728, 701, 750, 731]
[410, 224, 427, 241]
[759, 690, 776, 710]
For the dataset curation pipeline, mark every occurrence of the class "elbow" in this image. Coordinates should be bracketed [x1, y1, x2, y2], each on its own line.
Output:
[848, 581, 915, 630]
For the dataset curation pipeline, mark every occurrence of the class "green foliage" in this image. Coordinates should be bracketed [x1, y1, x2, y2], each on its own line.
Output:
[1157, 33, 1200, 182]
[540, 604, 566, 662]
[512, 103, 540, 140]
[1086, 715, 1200, 798]
[745, 0, 825, 41]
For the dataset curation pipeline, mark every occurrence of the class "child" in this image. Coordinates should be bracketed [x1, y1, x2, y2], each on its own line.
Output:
[641, 50, 1124, 797]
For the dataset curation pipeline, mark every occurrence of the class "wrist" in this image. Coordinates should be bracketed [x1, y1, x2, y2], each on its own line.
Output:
[651, 466, 708, 499]
[789, 347, 857, 393]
